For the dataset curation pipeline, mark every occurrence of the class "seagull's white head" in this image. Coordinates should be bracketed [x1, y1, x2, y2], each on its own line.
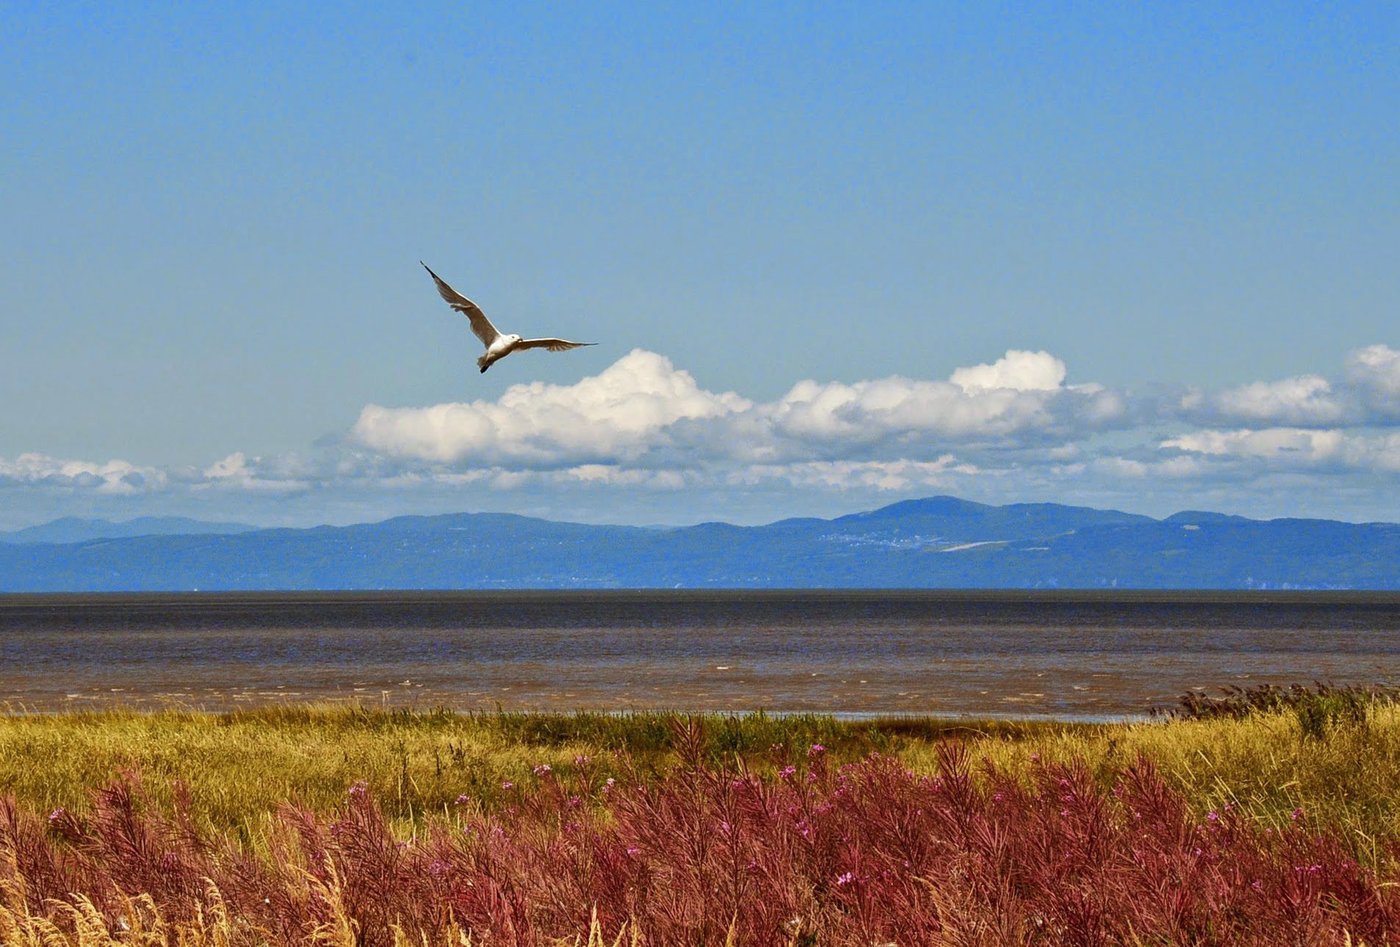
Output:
[507, 333, 523, 346]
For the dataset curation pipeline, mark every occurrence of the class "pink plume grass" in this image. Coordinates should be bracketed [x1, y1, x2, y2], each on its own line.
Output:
[2, 743, 1397, 945]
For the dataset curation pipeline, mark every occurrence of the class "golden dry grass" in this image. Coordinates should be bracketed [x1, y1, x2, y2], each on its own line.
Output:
[2, 704, 1398, 846]
[4, 705, 1399, 945]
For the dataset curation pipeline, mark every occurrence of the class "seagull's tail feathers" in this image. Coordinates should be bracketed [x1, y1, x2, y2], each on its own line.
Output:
[478, 353, 491, 373]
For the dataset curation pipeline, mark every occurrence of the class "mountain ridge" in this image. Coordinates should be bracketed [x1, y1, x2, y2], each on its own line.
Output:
[0, 516, 258, 545]
[1, 496, 1396, 591]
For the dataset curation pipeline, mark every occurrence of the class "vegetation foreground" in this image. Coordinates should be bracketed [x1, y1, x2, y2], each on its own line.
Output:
[2, 693, 1400, 945]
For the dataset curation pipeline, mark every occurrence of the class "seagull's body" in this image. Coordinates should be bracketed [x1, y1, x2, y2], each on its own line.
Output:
[421, 262, 596, 373]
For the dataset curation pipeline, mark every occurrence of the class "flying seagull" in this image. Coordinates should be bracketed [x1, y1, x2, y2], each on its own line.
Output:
[421, 262, 596, 373]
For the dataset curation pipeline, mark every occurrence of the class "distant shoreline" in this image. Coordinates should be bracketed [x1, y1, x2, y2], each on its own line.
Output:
[6, 587, 1400, 607]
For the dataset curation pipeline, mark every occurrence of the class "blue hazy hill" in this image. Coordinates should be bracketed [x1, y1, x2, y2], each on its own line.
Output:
[0, 516, 257, 545]
[0, 497, 1395, 591]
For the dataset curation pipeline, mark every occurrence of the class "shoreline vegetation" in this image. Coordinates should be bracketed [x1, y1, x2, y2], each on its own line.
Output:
[2, 688, 1399, 944]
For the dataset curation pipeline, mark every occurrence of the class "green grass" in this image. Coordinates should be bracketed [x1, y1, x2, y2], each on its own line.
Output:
[3, 703, 1399, 854]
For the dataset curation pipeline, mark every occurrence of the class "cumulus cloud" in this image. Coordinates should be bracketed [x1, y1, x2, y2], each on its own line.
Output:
[0, 453, 167, 495]
[729, 457, 977, 491]
[950, 349, 1066, 392]
[765, 375, 1056, 446]
[352, 350, 749, 466]
[1176, 344, 1400, 428]
[196, 452, 311, 493]
[1347, 344, 1400, 417]
[350, 347, 1131, 481]
[1161, 428, 1400, 473]
[1163, 428, 1346, 463]
[0, 450, 317, 501]
[1081, 455, 1212, 480]
[748, 351, 1127, 456]
[7, 341, 1400, 525]
[1199, 375, 1346, 426]
[1146, 344, 1400, 483]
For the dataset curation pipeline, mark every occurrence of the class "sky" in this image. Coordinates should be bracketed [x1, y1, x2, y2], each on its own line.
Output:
[2, 2, 1398, 529]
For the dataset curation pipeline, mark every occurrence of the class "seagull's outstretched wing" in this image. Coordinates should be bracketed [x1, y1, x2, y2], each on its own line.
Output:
[421, 262, 500, 347]
[515, 338, 598, 353]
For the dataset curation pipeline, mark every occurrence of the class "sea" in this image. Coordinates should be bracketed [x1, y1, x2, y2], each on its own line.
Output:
[2, 590, 1399, 720]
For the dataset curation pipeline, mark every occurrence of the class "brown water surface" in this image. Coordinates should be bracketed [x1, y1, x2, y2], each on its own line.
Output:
[2, 591, 1398, 719]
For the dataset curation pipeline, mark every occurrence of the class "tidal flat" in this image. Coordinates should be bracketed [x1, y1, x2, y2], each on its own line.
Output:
[5, 590, 1399, 718]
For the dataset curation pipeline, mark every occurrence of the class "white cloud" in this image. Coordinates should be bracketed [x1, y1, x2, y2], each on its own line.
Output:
[1085, 456, 1210, 480]
[204, 452, 253, 480]
[1178, 345, 1400, 428]
[338, 347, 1136, 493]
[0, 453, 167, 495]
[950, 350, 1066, 392]
[730, 457, 976, 491]
[352, 349, 749, 465]
[762, 375, 1059, 445]
[752, 351, 1125, 456]
[1206, 375, 1346, 426]
[8, 341, 1400, 526]
[1162, 428, 1345, 462]
[556, 465, 688, 489]
[1161, 427, 1400, 472]
[1346, 344, 1400, 417]
[334, 346, 1147, 509]
[349, 348, 1130, 482]
[197, 452, 311, 493]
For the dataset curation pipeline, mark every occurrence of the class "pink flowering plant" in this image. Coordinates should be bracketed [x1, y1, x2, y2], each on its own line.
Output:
[3, 731, 1399, 946]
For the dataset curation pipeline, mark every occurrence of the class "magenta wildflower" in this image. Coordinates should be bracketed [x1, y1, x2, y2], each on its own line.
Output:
[11, 741, 1399, 945]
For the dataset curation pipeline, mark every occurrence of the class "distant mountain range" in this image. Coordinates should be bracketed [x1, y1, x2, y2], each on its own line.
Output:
[1, 497, 1397, 591]
[0, 516, 256, 545]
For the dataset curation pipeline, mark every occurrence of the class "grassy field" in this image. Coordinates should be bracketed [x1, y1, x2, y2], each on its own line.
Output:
[3, 697, 1400, 944]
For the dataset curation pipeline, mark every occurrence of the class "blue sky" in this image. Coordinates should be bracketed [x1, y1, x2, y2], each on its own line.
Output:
[2, 2, 1397, 528]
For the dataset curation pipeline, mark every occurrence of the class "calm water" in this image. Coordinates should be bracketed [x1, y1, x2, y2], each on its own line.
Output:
[2, 591, 1399, 719]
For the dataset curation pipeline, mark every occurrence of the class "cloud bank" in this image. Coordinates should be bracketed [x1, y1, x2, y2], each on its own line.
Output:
[350, 348, 1128, 475]
[5, 344, 1399, 525]
[0, 453, 168, 495]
